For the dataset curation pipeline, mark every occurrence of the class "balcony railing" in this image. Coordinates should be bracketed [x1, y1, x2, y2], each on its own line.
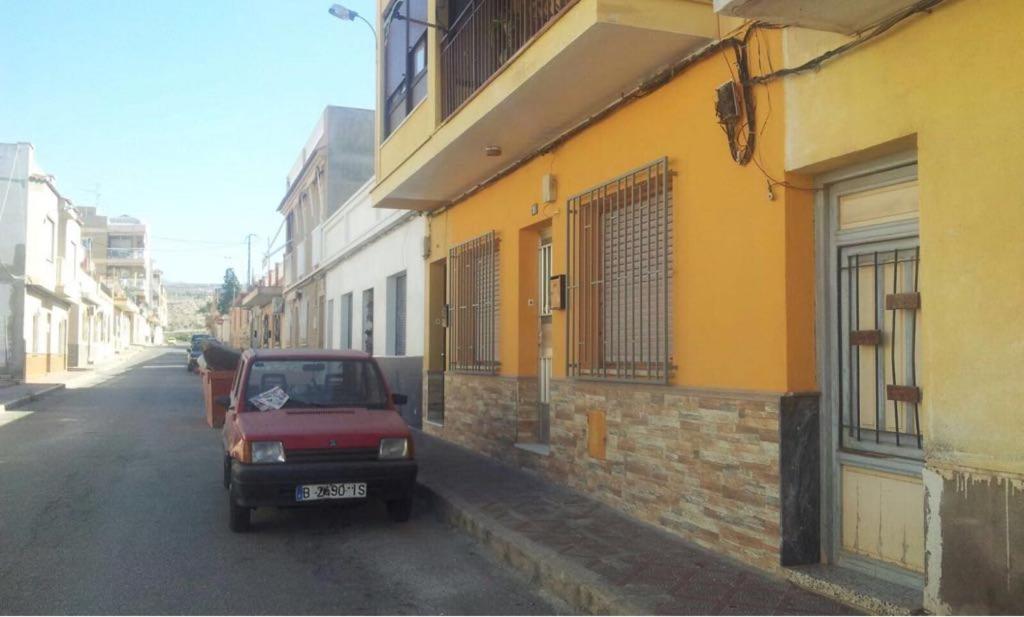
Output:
[441, 0, 574, 120]
[107, 247, 145, 260]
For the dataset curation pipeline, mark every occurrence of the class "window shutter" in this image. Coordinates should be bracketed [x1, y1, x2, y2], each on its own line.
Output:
[362, 289, 374, 355]
[448, 232, 498, 373]
[395, 273, 407, 356]
[340, 293, 353, 350]
[566, 158, 673, 383]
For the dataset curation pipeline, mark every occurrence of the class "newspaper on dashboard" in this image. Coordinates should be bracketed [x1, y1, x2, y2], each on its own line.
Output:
[249, 386, 289, 411]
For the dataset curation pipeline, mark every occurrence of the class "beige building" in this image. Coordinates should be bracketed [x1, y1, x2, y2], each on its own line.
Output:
[79, 208, 166, 345]
[279, 106, 373, 349]
[239, 262, 283, 349]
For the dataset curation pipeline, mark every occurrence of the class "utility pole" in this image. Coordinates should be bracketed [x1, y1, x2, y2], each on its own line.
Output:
[245, 234, 258, 286]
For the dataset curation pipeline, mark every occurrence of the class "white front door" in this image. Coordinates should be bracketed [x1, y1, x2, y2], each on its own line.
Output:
[823, 161, 926, 582]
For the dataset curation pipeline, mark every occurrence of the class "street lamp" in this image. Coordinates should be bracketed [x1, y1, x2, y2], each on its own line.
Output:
[328, 4, 377, 45]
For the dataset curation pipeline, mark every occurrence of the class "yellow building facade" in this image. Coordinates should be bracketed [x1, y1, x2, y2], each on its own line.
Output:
[372, 0, 1020, 612]
[771, 0, 1023, 612]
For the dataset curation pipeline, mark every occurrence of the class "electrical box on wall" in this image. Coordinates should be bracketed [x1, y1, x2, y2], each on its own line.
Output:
[549, 274, 566, 310]
[715, 81, 740, 122]
[541, 173, 557, 203]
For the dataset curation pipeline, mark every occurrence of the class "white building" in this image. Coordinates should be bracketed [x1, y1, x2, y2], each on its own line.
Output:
[319, 179, 426, 427]
[0, 142, 130, 382]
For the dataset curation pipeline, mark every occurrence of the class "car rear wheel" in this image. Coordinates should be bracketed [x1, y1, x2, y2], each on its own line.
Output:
[386, 497, 413, 523]
[229, 497, 251, 532]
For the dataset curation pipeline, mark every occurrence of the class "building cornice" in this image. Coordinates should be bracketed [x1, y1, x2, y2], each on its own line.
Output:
[277, 145, 327, 214]
[281, 210, 417, 296]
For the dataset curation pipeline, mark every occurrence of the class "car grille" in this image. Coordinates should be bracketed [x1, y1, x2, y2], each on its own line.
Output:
[286, 448, 379, 463]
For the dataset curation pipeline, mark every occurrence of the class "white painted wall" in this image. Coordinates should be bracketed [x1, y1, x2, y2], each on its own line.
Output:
[25, 177, 60, 291]
[321, 181, 425, 358]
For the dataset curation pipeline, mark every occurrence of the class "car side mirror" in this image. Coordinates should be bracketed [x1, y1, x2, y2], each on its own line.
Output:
[391, 393, 408, 406]
[215, 395, 231, 408]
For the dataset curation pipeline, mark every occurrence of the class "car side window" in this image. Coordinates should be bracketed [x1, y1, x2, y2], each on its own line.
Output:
[229, 362, 244, 409]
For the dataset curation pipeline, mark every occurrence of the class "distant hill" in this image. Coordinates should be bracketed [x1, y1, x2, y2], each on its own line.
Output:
[165, 282, 219, 335]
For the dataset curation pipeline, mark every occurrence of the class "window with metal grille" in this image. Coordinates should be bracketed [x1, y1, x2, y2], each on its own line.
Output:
[387, 271, 407, 356]
[448, 231, 499, 373]
[839, 244, 923, 457]
[362, 288, 374, 355]
[567, 158, 673, 382]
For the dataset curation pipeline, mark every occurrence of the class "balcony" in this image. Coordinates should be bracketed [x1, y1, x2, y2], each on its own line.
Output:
[105, 247, 146, 264]
[713, 0, 923, 34]
[440, 0, 575, 120]
[374, 0, 715, 210]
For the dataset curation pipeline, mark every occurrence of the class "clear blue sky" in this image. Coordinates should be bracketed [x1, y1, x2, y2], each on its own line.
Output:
[0, 0, 377, 284]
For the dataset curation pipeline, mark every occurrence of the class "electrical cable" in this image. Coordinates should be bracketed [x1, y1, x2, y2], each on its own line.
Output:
[150, 235, 247, 247]
[746, 0, 947, 86]
[435, 1, 946, 211]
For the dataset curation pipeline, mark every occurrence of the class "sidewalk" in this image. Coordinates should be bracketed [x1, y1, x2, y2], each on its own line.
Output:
[0, 346, 157, 411]
[414, 432, 855, 616]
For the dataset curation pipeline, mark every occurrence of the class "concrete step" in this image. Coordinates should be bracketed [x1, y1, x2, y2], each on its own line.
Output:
[785, 563, 924, 615]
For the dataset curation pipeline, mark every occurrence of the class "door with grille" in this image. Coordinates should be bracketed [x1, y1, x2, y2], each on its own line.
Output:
[824, 162, 925, 583]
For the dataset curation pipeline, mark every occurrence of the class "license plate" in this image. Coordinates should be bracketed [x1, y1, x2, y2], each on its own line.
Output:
[295, 482, 367, 502]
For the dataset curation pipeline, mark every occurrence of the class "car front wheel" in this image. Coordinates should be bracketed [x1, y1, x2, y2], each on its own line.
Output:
[386, 497, 413, 523]
[229, 497, 251, 532]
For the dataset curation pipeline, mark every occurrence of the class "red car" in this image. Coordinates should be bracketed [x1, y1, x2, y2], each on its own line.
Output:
[220, 349, 417, 532]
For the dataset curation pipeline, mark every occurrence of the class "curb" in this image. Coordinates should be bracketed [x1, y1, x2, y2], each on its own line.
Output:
[0, 346, 156, 412]
[418, 481, 647, 616]
[0, 384, 66, 413]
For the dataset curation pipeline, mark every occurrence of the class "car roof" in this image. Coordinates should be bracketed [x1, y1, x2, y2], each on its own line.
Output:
[246, 348, 372, 361]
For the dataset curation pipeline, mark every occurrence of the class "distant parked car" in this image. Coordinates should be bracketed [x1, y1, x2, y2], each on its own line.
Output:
[220, 349, 416, 532]
[186, 334, 212, 372]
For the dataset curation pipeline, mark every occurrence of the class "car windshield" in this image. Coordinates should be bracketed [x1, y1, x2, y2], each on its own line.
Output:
[244, 359, 388, 410]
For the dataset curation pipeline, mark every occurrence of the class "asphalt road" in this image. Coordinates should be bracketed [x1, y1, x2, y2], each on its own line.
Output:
[0, 348, 560, 615]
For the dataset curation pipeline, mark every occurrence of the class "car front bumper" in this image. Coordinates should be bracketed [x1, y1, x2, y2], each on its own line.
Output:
[229, 459, 417, 508]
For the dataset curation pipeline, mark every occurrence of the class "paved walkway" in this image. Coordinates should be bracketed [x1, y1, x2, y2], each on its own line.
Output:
[0, 346, 154, 411]
[415, 432, 855, 615]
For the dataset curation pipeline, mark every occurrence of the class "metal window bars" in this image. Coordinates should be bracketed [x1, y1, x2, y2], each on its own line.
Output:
[440, 0, 575, 120]
[840, 246, 922, 456]
[566, 158, 673, 383]
[448, 231, 500, 373]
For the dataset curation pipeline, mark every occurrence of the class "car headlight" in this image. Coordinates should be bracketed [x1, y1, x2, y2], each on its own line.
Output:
[250, 441, 286, 464]
[379, 438, 409, 460]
